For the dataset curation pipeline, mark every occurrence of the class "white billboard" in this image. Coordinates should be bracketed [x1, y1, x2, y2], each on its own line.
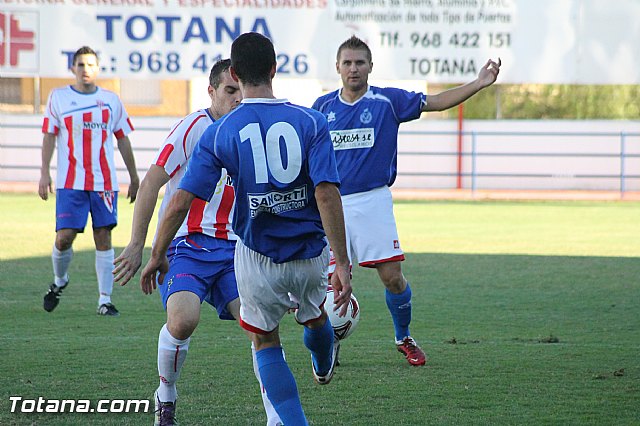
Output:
[0, 0, 638, 83]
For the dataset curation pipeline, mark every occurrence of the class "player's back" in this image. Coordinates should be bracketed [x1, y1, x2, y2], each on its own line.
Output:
[213, 98, 339, 263]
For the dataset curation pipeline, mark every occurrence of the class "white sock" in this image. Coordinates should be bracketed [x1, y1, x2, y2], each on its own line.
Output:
[157, 324, 190, 403]
[52, 245, 72, 287]
[95, 249, 114, 306]
[252, 342, 284, 426]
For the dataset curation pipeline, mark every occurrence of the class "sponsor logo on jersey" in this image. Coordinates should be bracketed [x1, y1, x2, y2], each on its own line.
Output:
[213, 172, 234, 195]
[248, 185, 307, 218]
[83, 122, 108, 130]
[330, 128, 375, 150]
[360, 108, 373, 124]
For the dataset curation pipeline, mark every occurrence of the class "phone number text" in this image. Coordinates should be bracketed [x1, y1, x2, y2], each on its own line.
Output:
[61, 50, 310, 76]
[379, 32, 511, 49]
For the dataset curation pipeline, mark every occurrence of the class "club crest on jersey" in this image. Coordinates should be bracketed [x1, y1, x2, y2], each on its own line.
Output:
[360, 108, 372, 124]
[99, 191, 115, 213]
[327, 111, 336, 123]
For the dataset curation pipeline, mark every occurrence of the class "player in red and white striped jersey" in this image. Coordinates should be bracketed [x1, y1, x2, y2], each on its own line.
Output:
[113, 60, 282, 426]
[153, 109, 235, 242]
[40, 46, 139, 317]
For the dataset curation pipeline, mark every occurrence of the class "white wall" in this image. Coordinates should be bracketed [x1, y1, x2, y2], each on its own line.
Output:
[1, 114, 638, 192]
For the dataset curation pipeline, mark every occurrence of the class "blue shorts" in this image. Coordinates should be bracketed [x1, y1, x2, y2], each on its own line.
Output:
[55, 189, 118, 232]
[158, 233, 238, 321]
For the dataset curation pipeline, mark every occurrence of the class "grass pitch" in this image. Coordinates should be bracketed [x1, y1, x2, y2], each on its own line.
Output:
[1, 193, 639, 425]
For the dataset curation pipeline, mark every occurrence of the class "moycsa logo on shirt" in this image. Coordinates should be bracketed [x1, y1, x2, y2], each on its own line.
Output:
[83, 122, 108, 130]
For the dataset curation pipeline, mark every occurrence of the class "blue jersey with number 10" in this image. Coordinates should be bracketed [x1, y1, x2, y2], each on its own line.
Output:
[179, 98, 340, 264]
[312, 86, 426, 196]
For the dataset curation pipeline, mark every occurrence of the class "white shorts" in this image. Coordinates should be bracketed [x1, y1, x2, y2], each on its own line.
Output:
[329, 186, 404, 273]
[234, 240, 329, 334]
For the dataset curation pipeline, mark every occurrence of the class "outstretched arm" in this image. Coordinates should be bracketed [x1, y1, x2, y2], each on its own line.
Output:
[315, 181, 352, 317]
[38, 134, 56, 201]
[116, 136, 140, 202]
[113, 165, 170, 286]
[139, 189, 195, 294]
[422, 58, 501, 112]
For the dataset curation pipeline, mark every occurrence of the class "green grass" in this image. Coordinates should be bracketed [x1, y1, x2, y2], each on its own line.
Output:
[1, 193, 639, 425]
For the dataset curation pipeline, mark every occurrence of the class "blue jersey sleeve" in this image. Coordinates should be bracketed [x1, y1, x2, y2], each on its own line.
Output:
[386, 88, 425, 123]
[178, 124, 223, 201]
[308, 115, 340, 187]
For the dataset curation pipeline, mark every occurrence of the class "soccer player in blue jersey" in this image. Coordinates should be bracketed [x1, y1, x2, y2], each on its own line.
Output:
[113, 60, 282, 426]
[140, 32, 352, 425]
[312, 36, 501, 366]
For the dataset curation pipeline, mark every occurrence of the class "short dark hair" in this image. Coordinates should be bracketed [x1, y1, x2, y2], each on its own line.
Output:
[73, 46, 98, 66]
[231, 32, 276, 86]
[209, 59, 231, 88]
[336, 36, 372, 63]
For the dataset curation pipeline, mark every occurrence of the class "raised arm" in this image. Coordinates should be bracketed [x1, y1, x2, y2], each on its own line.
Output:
[116, 136, 140, 202]
[113, 165, 170, 286]
[422, 58, 501, 112]
[315, 181, 352, 317]
[39, 133, 56, 201]
[139, 189, 195, 294]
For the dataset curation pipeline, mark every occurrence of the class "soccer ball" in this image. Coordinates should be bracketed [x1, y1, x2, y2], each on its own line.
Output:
[325, 286, 360, 340]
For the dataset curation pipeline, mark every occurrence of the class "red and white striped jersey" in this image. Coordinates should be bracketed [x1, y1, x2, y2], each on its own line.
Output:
[42, 85, 134, 192]
[155, 108, 236, 241]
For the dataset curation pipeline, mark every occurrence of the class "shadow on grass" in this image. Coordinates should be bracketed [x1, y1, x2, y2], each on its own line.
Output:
[1, 250, 638, 425]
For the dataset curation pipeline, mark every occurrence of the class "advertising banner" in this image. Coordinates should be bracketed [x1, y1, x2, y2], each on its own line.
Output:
[1, 0, 638, 83]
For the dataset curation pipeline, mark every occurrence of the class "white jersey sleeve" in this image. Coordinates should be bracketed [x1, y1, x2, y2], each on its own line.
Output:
[154, 109, 236, 241]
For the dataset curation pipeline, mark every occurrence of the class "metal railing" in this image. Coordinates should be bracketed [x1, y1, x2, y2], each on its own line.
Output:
[396, 129, 639, 194]
[1, 121, 639, 194]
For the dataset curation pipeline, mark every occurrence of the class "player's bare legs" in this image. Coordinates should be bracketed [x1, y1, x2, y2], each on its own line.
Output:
[166, 291, 201, 339]
[92, 227, 111, 251]
[93, 227, 117, 314]
[376, 261, 426, 366]
[55, 228, 78, 251]
[376, 260, 406, 294]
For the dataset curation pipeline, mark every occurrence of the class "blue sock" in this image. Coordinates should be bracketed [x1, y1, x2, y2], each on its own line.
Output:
[303, 317, 334, 375]
[385, 283, 412, 342]
[256, 347, 307, 426]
